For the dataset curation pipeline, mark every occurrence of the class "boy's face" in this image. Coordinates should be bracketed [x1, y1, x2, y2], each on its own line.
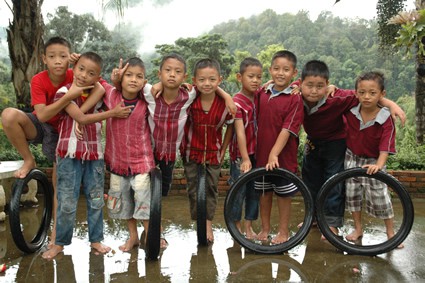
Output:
[158, 58, 187, 89]
[300, 76, 328, 105]
[269, 57, 298, 91]
[42, 43, 70, 77]
[355, 80, 385, 110]
[192, 67, 222, 96]
[73, 57, 101, 87]
[121, 65, 147, 95]
[237, 65, 262, 95]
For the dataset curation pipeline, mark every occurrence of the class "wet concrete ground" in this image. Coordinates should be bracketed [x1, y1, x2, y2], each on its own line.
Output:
[0, 195, 424, 283]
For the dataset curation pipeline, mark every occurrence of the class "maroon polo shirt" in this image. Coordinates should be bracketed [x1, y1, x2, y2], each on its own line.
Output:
[255, 85, 304, 173]
[345, 105, 396, 158]
[303, 89, 357, 140]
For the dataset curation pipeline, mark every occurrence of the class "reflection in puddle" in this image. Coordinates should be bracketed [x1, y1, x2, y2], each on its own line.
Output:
[0, 197, 424, 282]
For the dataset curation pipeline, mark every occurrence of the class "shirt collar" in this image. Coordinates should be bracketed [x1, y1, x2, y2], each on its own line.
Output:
[266, 84, 294, 99]
[350, 104, 391, 129]
[304, 96, 327, 114]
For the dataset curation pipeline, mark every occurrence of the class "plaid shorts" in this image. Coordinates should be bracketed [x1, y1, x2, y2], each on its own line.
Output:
[344, 149, 394, 219]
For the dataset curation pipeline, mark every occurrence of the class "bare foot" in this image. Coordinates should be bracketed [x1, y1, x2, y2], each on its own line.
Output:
[42, 244, 63, 259]
[321, 226, 339, 241]
[14, 160, 36, 178]
[119, 238, 140, 252]
[245, 227, 257, 240]
[346, 230, 363, 242]
[91, 242, 111, 255]
[257, 230, 270, 241]
[387, 232, 404, 249]
[160, 237, 168, 249]
[207, 220, 214, 243]
[297, 221, 317, 229]
[271, 232, 289, 245]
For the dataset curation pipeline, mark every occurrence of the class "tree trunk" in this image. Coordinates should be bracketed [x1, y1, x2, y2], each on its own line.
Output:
[6, 0, 45, 111]
[416, 0, 425, 144]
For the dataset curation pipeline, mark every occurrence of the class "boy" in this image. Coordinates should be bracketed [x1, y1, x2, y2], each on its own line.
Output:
[104, 57, 156, 252]
[182, 58, 234, 243]
[1, 37, 103, 246]
[228, 57, 262, 239]
[300, 60, 406, 239]
[344, 71, 400, 246]
[42, 52, 132, 259]
[254, 50, 304, 244]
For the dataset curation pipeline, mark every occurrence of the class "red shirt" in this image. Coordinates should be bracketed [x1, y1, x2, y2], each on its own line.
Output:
[255, 85, 304, 173]
[183, 94, 233, 165]
[303, 89, 357, 140]
[31, 69, 74, 130]
[55, 84, 103, 160]
[229, 92, 257, 161]
[103, 82, 155, 176]
[345, 105, 396, 158]
[144, 84, 197, 162]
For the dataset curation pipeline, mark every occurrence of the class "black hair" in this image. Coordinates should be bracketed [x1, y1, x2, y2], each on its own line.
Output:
[79, 51, 103, 69]
[160, 53, 186, 73]
[43, 36, 71, 54]
[193, 58, 221, 77]
[239, 57, 262, 74]
[123, 57, 146, 73]
[301, 60, 330, 81]
[271, 50, 297, 67]
[355, 71, 385, 91]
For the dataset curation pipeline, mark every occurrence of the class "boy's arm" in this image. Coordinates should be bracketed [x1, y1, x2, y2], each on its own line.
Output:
[217, 87, 237, 117]
[266, 129, 290, 171]
[220, 123, 234, 163]
[234, 119, 252, 173]
[64, 100, 133, 125]
[80, 82, 105, 113]
[362, 152, 389, 175]
[379, 98, 406, 126]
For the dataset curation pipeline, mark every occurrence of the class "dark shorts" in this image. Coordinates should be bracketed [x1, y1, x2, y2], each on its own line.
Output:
[254, 175, 298, 197]
[26, 113, 58, 162]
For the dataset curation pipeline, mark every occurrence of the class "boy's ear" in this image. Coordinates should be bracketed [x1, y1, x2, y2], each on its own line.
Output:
[42, 54, 47, 65]
[236, 73, 242, 82]
[382, 90, 387, 97]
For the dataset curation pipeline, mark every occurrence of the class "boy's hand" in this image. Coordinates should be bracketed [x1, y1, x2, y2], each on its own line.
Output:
[240, 159, 252, 173]
[111, 58, 129, 87]
[151, 82, 163, 98]
[74, 122, 84, 140]
[362, 164, 381, 175]
[67, 79, 94, 99]
[390, 105, 406, 126]
[111, 100, 133, 118]
[225, 99, 237, 118]
[290, 86, 301, 95]
[266, 155, 279, 171]
[69, 53, 81, 65]
[326, 85, 338, 98]
[181, 83, 193, 92]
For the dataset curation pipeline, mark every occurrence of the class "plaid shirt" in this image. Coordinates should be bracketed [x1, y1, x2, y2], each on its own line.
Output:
[229, 92, 257, 161]
[55, 84, 103, 160]
[102, 82, 155, 176]
[144, 84, 197, 162]
[183, 94, 233, 165]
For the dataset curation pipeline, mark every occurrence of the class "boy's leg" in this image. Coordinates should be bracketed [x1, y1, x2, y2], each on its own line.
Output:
[49, 162, 58, 247]
[346, 211, 363, 241]
[257, 191, 273, 240]
[1, 109, 38, 178]
[183, 160, 198, 220]
[119, 218, 140, 252]
[205, 164, 220, 243]
[229, 159, 244, 231]
[43, 157, 81, 259]
[83, 160, 110, 254]
[272, 196, 291, 244]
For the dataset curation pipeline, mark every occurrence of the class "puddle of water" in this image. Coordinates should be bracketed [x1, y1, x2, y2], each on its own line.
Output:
[0, 196, 425, 282]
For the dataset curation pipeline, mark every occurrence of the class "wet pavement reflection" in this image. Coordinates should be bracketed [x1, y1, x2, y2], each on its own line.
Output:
[0, 196, 424, 282]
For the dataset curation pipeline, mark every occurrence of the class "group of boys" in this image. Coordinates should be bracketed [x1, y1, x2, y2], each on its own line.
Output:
[1, 36, 406, 260]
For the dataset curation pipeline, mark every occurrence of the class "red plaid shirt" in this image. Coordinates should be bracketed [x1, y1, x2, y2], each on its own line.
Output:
[229, 92, 257, 161]
[182, 94, 233, 165]
[144, 84, 197, 162]
[55, 84, 103, 160]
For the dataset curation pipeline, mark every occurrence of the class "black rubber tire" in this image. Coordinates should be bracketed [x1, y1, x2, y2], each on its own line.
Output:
[316, 167, 414, 256]
[9, 169, 52, 253]
[224, 168, 314, 254]
[146, 168, 162, 260]
[197, 164, 208, 246]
